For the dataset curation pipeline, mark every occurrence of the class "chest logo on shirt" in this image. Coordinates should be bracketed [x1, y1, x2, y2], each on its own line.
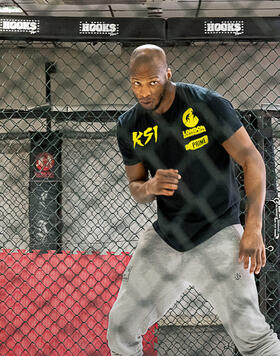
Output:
[182, 108, 208, 150]
[182, 108, 199, 128]
[132, 125, 158, 148]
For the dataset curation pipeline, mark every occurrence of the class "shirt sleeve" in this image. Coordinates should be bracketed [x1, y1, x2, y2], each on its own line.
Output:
[117, 117, 141, 166]
[207, 93, 243, 144]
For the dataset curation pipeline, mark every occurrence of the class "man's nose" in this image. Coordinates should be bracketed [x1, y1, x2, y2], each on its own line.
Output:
[139, 85, 151, 98]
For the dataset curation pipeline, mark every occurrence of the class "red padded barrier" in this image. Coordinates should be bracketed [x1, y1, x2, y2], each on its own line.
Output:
[0, 250, 157, 355]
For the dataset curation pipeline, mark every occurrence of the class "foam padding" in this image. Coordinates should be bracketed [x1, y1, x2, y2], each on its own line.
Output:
[0, 250, 157, 355]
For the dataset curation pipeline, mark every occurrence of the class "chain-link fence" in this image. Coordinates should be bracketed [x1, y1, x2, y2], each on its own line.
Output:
[0, 34, 279, 355]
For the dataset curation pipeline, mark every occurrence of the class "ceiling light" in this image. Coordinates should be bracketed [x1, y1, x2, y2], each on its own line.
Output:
[0, 6, 23, 13]
[147, 7, 163, 17]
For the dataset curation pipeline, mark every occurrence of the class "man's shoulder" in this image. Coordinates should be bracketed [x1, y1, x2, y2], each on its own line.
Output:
[118, 104, 138, 127]
[176, 82, 214, 102]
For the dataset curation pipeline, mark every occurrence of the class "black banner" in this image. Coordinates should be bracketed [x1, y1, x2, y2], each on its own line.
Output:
[29, 131, 63, 252]
[167, 17, 280, 41]
[1, 16, 280, 42]
[0, 16, 165, 41]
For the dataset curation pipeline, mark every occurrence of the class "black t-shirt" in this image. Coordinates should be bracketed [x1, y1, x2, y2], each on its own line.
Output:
[117, 82, 242, 252]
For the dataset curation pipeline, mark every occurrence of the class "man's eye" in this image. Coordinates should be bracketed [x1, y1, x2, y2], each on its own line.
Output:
[133, 82, 140, 86]
[150, 81, 158, 86]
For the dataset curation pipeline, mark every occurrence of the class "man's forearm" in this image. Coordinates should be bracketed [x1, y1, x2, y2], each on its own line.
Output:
[129, 180, 156, 204]
[243, 151, 266, 230]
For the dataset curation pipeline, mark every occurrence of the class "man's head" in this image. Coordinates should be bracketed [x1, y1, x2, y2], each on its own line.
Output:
[129, 44, 172, 111]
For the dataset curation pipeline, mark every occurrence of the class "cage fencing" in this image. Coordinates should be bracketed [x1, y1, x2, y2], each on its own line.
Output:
[0, 16, 280, 356]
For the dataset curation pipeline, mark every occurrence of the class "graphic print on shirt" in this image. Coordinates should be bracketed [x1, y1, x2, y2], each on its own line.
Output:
[132, 125, 158, 148]
[182, 108, 209, 151]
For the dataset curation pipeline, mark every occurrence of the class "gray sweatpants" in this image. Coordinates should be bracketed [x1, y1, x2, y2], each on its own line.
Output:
[107, 224, 280, 356]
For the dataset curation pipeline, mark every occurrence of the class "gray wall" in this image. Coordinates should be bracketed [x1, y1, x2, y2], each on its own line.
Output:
[1, 42, 280, 111]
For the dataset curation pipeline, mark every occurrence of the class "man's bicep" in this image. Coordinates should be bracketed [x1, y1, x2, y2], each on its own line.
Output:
[125, 163, 149, 184]
[222, 126, 259, 167]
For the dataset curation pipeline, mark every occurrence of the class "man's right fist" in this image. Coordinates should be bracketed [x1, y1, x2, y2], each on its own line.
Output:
[146, 169, 181, 196]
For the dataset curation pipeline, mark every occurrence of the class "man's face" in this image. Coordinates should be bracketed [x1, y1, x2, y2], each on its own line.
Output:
[130, 62, 170, 111]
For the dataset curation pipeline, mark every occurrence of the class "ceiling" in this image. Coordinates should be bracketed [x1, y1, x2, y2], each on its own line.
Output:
[0, 0, 280, 18]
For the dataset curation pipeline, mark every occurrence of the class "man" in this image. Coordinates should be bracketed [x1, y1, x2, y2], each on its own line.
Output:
[107, 44, 280, 355]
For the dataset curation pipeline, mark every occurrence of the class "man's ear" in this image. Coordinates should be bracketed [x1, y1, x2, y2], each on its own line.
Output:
[167, 67, 172, 80]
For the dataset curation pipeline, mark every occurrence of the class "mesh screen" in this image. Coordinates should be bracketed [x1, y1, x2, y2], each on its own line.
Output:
[0, 40, 279, 355]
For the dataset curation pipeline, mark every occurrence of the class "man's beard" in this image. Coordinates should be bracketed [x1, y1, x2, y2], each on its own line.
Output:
[151, 82, 168, 112]
[151, 93, 164, 112]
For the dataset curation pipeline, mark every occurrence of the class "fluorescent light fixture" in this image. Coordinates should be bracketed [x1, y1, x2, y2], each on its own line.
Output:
[261, 103, 280, 111]
[0, 6, 23, 13]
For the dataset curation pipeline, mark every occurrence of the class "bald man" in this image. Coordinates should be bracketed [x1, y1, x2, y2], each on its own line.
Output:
[107, 44, 280, 355]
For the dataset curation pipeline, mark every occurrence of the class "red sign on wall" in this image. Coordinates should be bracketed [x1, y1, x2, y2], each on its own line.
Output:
[34, 152, 55, 178]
